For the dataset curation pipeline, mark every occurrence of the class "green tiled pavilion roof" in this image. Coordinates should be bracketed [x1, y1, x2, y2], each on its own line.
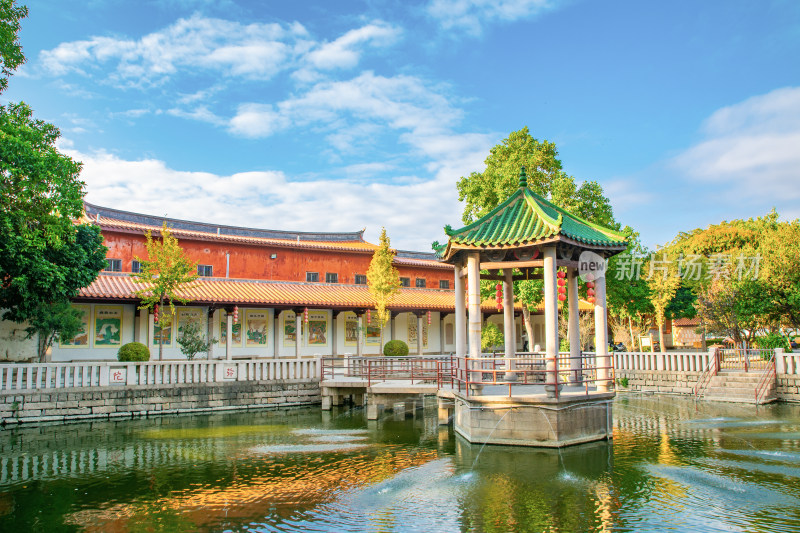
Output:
[440, 169, 627, 260]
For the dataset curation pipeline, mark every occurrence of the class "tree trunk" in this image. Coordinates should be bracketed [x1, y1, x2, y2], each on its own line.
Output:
[628, 316, 635, 352]
[521, 307, 535, 351]
[158, 295, 165, 361]
[658, 321, 665, 354]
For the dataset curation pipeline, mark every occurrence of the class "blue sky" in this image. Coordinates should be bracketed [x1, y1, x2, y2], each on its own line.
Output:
[5, 0, 800, 251]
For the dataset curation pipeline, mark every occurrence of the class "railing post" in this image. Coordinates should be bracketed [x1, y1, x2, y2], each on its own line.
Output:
[99, 365, 110, 387]
[126, 363, 137, 385]
[775, 348, 785, 374]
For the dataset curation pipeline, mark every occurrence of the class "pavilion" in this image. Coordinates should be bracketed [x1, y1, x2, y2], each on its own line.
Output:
[438, 167, 628, 447]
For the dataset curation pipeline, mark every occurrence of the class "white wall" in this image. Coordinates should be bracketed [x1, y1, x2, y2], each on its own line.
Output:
[0, 311, 38, 362]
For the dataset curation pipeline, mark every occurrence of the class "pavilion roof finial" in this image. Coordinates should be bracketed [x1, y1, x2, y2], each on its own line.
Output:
[518, 166, 528, 188]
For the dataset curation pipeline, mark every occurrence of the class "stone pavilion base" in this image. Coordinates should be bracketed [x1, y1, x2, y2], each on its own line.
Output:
[451, 388, 615, 448]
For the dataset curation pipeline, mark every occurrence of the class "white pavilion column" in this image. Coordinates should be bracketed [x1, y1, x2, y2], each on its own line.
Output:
[594, 273, 611, 391]
[417, 313, 424, 355]
[207, 309, 215, 359]
[503, 268, 517, 379]
[568, 268, 581, 383]
[138, 308, 149, 345]
[148, 311, 155, 355]
[356, 313, 364, 357]
[226, 312, 233, 361]
[543, 246, 560, 396]
[467, 253, 482, 359]
[331, 311, 339, 357]
[295, 312, 302, 359]
[467, 253, 482, 390]
[273, 312, 280, 358]
[439, 313, 447, 354]
[454, 261, 467, 358]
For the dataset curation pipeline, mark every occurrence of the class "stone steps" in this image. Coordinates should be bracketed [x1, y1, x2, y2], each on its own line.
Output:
[699, 370, 776, 404]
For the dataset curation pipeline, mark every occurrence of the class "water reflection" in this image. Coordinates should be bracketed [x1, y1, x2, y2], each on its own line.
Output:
[0, 396, 798, 532]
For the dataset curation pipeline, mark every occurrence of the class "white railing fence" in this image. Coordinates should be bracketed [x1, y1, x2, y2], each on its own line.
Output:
[0, 358, 319, 393]
[614, 348, 798, 376]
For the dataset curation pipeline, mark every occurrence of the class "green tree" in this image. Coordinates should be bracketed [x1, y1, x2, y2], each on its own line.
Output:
[481, 322, 504, 352]
[0, 0, 26, 93]
[176, 320, 216, 360]
[1, 2, 107, 356]
[645, 252, 681, 351]
[132, 224, 198, 360]
[455, 127, 630, 344]
[366, 227, 401, 345]
[24, 300, 84, 362]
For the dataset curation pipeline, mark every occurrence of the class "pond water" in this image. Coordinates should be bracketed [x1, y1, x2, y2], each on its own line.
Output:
[1, 395, 799, 532]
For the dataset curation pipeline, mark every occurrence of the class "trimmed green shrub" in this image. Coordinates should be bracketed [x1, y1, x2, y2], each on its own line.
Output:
[118, 342, 150, 362]
[384, 340, 409, 356]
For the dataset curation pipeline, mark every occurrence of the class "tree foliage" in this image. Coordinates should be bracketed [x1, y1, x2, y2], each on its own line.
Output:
[454, 126, 635, 343]
[481, 322, 504, 351]
[666, 210, 800, 342]
[1, 3, 107, 357]
[24, 301, 85, 362]
[0, 0, 26, 93]
[366, 227, 400, 330]
[176, 320, 216, 360]
[132, 224, 198, 360]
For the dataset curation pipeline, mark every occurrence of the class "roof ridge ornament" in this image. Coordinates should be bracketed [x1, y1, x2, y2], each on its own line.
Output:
[518, 166, 528, 188]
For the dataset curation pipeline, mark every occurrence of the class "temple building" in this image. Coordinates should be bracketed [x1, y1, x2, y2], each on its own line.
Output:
[35, 203, 592, 363]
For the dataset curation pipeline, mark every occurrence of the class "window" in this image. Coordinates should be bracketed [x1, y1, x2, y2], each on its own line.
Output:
[439, 279, 450, 289]
[198, 264, 213, 277]
[306, 272, 319, 282]
[105, 259, 121, 272]
[131, 260, 141, 273]
[325, 272, 338, 283]
[354, 274, 367, 285]
[399, 277, 410, 287]
[415, 278, 426, 288]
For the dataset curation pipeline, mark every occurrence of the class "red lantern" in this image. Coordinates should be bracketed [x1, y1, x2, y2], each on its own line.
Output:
[586, 281, 595, 289]
[233, 305, 239, 323]
[557, 271, 566, 279]
[557, 278, 566, 287]
[558, 286, 567, 295]
[588, 296, 596, 304]
[587, 288, 595, 297]
[366, 309, 371, 324]
[427, 310, 431, 325]
[304, 307, 309, 323]
[558, 294, 566, 302]
[153, 304, 159, 322]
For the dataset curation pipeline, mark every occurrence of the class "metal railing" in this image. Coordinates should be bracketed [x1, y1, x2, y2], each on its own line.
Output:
[451, 352, 614, 399]
[694, 350, 719, 399]
[755, 352, 777, 404]
[719, 348, 773, 372]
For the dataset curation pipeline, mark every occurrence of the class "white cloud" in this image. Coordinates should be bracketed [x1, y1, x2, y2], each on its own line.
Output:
[228, 71, 461, 145]
[306, 21, 401, 70]
[39, 14, 310, 86]
[673, 86, 800, 201]
[427, 0, 559, 35]
[65, 145, 486, 251]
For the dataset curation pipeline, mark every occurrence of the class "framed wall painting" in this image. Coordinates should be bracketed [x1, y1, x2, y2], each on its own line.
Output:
[94, 305, 122, 347]
[60, 304, 91, 348]
[246, 310, 269, 347]
[307, 312, 328, 346]
[220, 309, 242, 346]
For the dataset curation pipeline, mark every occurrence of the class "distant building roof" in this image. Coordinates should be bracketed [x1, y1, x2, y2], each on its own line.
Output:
[672, 317, 700, 327]
[79, 273, 596, 312]
[83, 202, 377, 253]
